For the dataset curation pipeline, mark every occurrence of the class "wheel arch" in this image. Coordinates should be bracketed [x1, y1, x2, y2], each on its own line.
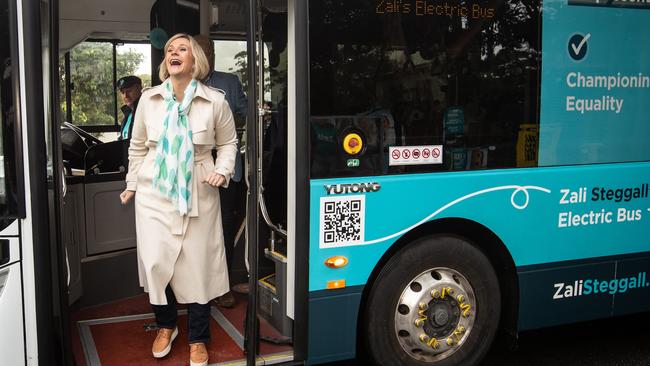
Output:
[357, 217, 519, 356]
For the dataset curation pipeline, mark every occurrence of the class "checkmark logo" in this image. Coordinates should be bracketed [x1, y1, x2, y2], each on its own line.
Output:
[568, 33, 591, 61]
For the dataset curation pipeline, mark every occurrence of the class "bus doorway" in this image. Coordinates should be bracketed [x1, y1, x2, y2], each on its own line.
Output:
[50, 0, 300, 365]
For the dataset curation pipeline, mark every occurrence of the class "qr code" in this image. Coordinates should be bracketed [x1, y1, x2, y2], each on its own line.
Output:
[320, 195, 365, 248]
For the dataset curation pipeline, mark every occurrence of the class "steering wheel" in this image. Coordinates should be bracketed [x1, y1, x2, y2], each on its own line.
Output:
[62, 122, 103, 147]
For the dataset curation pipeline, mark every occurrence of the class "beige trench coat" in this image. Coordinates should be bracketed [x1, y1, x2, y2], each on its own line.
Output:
[126, 82, 238, 305]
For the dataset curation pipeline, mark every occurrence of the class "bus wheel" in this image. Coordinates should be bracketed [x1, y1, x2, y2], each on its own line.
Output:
[364, 235, 500, 366]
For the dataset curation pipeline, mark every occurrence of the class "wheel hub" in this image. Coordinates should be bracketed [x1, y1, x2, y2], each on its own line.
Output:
[393, 268, 477, 363]
[433, 308, 449, 326]
[424, 296, 460, 338]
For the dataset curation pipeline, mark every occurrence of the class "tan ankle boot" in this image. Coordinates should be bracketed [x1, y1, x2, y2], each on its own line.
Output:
[152, 327, 178, 358]
[189, 342, 209, 366]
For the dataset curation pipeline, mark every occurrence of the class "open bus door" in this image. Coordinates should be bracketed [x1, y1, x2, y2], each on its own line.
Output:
[244, 0, 310, 364]
[244, 0, 261, 362]
[245, 0, 293, 363]
[48, 0, 307, 364]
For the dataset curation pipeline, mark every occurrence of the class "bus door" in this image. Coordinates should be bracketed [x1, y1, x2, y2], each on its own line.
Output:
[2, 0, 73, 364]
[244, 0, 290, 362]
[243, 0, 310, 364]
[30, 0, 308, 364]
[0, 1, 27, 364]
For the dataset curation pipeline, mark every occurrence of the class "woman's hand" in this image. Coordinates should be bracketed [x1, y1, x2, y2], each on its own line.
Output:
[120, 190, 135, 205]
[203, 171, 226, 188]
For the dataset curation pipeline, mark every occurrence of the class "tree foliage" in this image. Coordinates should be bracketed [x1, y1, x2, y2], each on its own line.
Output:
[229, 49, 275, 99]
[60, 42, 149, 125]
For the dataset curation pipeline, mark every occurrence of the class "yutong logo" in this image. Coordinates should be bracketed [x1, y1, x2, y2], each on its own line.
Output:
[324, 182, 381, 195]
[553, 272, 649, 299]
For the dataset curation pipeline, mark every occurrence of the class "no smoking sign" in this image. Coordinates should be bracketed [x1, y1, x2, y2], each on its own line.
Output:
[389, 145, 443, 166]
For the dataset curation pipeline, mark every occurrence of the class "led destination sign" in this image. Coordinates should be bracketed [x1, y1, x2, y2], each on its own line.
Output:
[375, 0, 495, 18]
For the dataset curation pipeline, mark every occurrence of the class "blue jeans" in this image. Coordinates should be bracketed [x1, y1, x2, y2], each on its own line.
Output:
[151, 285, 211, 344]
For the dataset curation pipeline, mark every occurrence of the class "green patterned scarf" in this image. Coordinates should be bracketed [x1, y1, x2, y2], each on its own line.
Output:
[152, 79, 198, 215]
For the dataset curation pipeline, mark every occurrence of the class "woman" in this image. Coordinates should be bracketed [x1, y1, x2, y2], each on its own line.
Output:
[119, 33, 237, 366]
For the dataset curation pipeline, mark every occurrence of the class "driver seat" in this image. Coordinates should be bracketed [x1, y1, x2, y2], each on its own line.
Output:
[85, 140, 128, 174]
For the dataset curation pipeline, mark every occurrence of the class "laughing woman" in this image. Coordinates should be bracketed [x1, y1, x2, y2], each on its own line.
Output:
[119, 33, 237, 366]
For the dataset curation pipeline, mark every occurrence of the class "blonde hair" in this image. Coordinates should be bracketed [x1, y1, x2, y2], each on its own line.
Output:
[158, 33, 210, 82]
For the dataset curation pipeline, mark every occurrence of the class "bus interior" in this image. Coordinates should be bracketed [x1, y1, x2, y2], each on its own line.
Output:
[55, 0, 292, 364]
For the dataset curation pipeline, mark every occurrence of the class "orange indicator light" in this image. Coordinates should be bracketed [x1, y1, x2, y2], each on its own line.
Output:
[327, 280, 347, 289]
[325, 256, 349, 268]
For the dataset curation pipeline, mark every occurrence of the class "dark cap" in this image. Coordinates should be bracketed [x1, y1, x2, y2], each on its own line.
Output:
[116, 75, 142, 91]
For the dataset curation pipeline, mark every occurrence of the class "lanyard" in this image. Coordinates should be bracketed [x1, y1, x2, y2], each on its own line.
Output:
[122, 112, 133, 139]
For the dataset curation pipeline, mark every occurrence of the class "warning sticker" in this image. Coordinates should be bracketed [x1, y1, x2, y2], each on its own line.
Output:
[389, 145, 443, 166]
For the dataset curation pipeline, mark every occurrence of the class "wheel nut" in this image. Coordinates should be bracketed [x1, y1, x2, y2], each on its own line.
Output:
[415, 317, 426, 327]
[427, 337, 440, 350]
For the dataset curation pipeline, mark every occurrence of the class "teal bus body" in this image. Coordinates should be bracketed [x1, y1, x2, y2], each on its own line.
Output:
[311, 161, 650, 302]
[310, 161, 650, 291]
[306, 164, 650, 363]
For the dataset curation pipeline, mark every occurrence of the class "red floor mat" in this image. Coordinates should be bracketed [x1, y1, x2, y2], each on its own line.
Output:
[87, 314, 242, 366]
[72, 293, 292, 365]
[71, 294, 154, 321]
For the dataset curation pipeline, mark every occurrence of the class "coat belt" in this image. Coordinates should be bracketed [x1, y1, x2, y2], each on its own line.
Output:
[171, 155, 213, 235]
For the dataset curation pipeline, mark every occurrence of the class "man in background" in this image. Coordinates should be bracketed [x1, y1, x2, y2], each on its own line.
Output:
[195, 34, 247, 308]
[116, 75, 142, 140]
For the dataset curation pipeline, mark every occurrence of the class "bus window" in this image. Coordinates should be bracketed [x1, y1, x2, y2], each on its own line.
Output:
[116, 43, 151, 88]
[211, 39, 272, 123]
[213, 40, 247, 74]
[61, 41, 151, 141]
[69, 42, 117, 127]
[309, 0, 541, 178]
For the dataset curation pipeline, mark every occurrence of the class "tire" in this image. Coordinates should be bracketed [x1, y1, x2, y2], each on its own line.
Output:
[364, 234, 501, 366]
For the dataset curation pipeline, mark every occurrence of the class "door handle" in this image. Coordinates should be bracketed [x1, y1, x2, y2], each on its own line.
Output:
[0, 239, 9, 266]
[62, 169, 67, 198]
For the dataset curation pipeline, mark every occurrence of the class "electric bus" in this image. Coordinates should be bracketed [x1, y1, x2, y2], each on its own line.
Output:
[1, 0, 649, 365]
